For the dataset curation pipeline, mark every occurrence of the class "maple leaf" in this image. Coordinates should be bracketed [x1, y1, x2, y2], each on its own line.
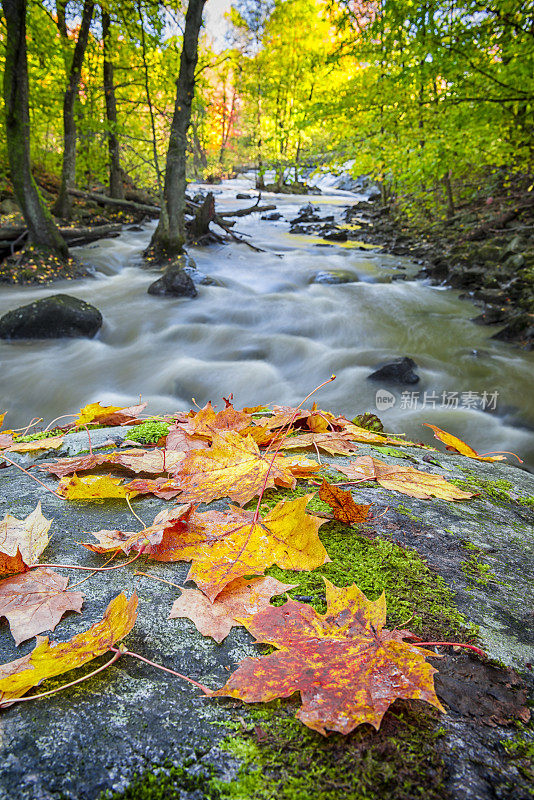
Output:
[41, 448, 184, 478]
[170, 576, 297, 643]
[165, 425, 209, 452]
[182, 400, 252, 441]
[7, 436, 64, 454]
[173, 431, 320, 506]
[335, 456, 474, 501]
[57, 474, 137, 500]
[209, 580, 445, 735]
[177, 495, 329, 599]
[82, 504, 194, 556]
[0, 592, 137, 704]
[318, 480, 371, 524]
[75, 402, 147, 428]
[423, 424, 506, 462]
[0, 568, 83, 645]
[278, 431, 360, 457]
[124, 477, 182, 499]
[0, 503, 52, 576]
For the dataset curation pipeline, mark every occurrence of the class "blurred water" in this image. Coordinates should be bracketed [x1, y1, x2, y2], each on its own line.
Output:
[1, 176, 533, 468]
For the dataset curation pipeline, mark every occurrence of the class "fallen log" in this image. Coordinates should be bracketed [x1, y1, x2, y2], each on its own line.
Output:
[219, 203, 277, 218]
[67, 187, 160, 217]
[0, 223, 122, 258]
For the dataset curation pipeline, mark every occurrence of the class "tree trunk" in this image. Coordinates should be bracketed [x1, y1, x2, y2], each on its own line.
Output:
[150, 0, 207, 258]
[1, 0, 68, 256]
[102, 10, 124, 199]
[52, 0, 95, 219]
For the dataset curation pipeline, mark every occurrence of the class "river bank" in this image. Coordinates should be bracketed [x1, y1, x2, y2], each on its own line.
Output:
[340, 190, 534, 350]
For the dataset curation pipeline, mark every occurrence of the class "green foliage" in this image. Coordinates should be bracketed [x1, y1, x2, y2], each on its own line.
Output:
[13, 428, 64, 442]
[125, 420, 170, 445]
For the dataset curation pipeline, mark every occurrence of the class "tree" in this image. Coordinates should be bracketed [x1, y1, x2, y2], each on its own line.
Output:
[149, 0, 207, 258]
[52, 0, 95, 219]
[102, 7, 124, 198]
[2, 0, 68, 257]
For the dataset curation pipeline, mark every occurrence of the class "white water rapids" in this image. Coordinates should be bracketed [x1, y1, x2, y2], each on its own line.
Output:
[1, 175, 533, 468]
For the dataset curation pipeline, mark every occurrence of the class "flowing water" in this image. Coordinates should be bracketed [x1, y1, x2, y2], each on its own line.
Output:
[1, 175, 533, 468]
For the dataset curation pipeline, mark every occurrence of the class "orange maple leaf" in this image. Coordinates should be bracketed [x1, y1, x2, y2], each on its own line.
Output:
[0, 592, 137, 704]
[423, 424, 507, 462]
[182, 400, 252, 441]
[278, 431, 360, 457]
[318, 480, 371, 524]
[169, 576, 297, 643]
[336, 456, 474, 501]
[0, 568, 83, 645]
[209, 580, 445, 734]
[172, 431, 320, 505]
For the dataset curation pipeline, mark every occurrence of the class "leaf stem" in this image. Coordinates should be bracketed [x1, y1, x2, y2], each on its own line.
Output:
[110, 647, 211, 693]
[0, 454, 64, 499]
[33, 551, 143, 572]
[134, 570, 183, 590]
[410, 640, 486, 657]
[0, 651, 122, 707]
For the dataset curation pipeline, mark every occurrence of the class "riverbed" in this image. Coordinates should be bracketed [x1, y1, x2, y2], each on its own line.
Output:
[1, 176, 533, 468]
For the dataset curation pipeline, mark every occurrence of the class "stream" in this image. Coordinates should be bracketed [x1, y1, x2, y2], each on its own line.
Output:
[1, 175, 533, 469]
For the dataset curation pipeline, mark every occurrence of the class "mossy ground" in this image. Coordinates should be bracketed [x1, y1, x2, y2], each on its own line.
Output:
[126, 420, 170, 445]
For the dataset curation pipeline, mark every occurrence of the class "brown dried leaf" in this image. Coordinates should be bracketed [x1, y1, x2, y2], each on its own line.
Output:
[318, 480, 371, 524]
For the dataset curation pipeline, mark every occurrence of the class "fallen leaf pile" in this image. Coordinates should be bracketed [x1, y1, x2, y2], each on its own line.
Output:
[0, 397, 501, 732]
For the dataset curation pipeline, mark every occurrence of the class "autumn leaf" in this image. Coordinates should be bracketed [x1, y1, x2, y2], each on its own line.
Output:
[165, 425, 209, 452]
[0, 592, 138, 704]
[182, 400, 252, 441]
[423, 424, 506, 462]
[57, 474, 137, 500]
[169, 576, 297, 643]
[0, 568, 83, 645]
[179, 495, 328, 599]
[40, 448, 184, 478]
[336, 456, 474, 501]
[209, 579, 445, 735]
[278, 431, 360, 457]
[7, 436, 64, 454]
[0, 503, 52, 576]
[318, 480, 371, 524]
[82, 504, 194, 556]
[75, 402, 147, 428]
[124, 476, 182, 499]
[173, 431, 320, 506]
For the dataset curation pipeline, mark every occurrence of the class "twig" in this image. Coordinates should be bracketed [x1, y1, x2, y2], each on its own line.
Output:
[0, 455, 64, 499]
[134, 570, 182, 590]
[110, 647, 211, 693]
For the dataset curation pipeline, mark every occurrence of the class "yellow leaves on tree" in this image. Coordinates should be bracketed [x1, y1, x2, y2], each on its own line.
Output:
[174, 431, 320, 505]
[209, 580, 445, 735]
[0, 592, 138, 704]
[0, 503, 52, 577]
[336, 456, 474, 501]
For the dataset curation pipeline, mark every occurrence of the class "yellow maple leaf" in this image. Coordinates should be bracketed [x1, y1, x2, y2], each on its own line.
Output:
[8, 436, 64, 454]
[423, 424, 507, 462]
[57, 474, 137, 500]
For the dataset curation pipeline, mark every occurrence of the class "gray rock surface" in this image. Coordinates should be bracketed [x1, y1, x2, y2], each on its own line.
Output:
[0, 427, 532, 799]
[148, 261, 198, 298]
[368, 356, 420, 385]
[0, 295, 102, 340]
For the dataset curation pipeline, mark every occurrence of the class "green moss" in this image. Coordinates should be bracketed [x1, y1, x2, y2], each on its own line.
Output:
[213, 703, 448, 800]
[395, 504, 421, 521]
[13, 428, 64, 442]
[126, 420, 170, 445]
[258, 488, 473, 640]
[453, 471, 534, 511]
[501, 724, 534, 789]
[100, 760, 220, 800]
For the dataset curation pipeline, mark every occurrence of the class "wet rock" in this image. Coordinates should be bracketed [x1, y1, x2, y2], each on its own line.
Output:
[367, 356, 420, 384]
[236, 193, 252, 200]
[449, 266, 488, 289]
[148, 260, 198, 298]
[472, 307, 509, 326]
[491, 312, 534, 347]
[0, 198, 19, 214]
[0, 294, 102, 339]
[310, 270, 359, 285]
[290, 203, 321, 224]
[504, 253, 525, 270]
[322, 228, 348, 242]
[127, 224, 144, 232]
[261, 212, 283, 221]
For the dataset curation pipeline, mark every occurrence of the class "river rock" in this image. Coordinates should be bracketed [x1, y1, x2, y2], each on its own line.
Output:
[310, 269, 359, 285]
[236, 193, 252, 200]
[261, 212, 283, 221]
[368, 356, 420, 384]
[0, 294, 102, 339]
[504, 253, 525, 270]
[322, 228, 348, 242]
[0, 198, 19, 214]
[148, 261, 198, 298]
[491, 312, 534, 347]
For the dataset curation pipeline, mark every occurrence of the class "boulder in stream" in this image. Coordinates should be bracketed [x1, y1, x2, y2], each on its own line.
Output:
[147, 256, 198, 298]
[368, 356, 420, 384]
[310, 269, 359, 285]
[0, 294, 102, 339]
